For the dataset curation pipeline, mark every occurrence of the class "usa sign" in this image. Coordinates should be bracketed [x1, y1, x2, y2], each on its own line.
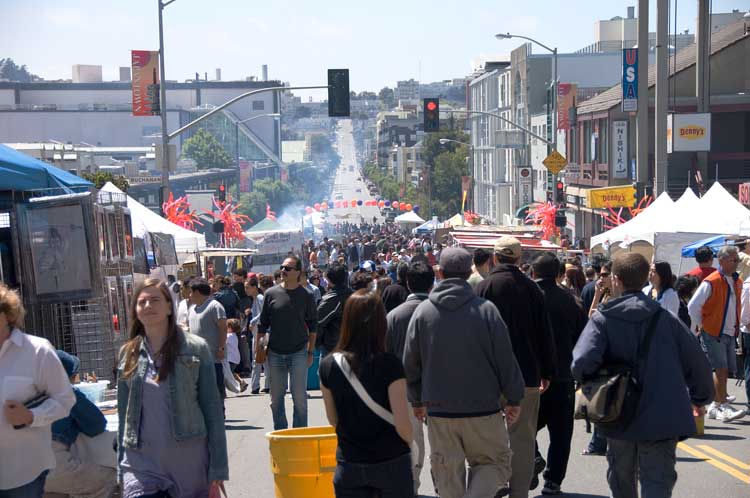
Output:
[622, 48, 638, 112]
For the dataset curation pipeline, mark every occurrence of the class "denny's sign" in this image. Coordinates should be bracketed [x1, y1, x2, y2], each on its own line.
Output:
[587, 185, 637, 209]
[667, 113, 711, 153]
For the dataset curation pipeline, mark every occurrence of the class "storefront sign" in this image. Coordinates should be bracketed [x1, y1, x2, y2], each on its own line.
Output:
[667, 113, 711, 152]
[622, 48, 638, 112]
[557, 83, 577, 131]
[612, 121, 628, 179]
[739, 183, 750, 206]
[519, 167, 532, 206]
[587, 185, 636, 209]
[131, 50, 160, 116]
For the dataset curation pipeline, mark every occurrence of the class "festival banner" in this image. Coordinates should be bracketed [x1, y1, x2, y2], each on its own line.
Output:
[239, 160, 252, 193]
[131, 50, 160, 116]
[557, 83, 577, 131]
[461, 176, 472, 212]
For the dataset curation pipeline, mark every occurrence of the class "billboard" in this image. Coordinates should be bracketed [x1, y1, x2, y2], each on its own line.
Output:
[587, 185, 636, 209]
[557, 83, 577, 131]
[622, 49, 638, 112]
[131, 50, 160, 116]
[612, 121, 628, 179]
[667, 113, 711, 153]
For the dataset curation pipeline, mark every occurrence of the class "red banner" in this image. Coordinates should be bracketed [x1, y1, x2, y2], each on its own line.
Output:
[557, 83, 577, 131]
[239, 161, 252, 193]
[131, 50, 160, 116]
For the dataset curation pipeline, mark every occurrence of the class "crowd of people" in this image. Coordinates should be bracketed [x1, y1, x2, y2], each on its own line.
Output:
[1, 222, 749, 498]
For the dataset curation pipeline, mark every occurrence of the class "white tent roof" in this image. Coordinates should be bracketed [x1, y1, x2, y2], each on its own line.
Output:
[590, 191, 676, 248]
[688, 182, 750, 235]
[674, 187, 700, 211]
[394, 211, 425, 224]
[100, 182, 206, 253]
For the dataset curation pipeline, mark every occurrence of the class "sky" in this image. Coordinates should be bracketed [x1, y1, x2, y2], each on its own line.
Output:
[3, 0, 747, 100]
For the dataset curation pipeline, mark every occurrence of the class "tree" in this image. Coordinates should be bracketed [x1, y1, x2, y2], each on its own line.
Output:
[0, 58, 41, 82]
[181, 129, 233, 170]
[237, 178, 295, 223]
[81, 170, 130, 192]
[378, 87, 395, 109]
[431, 149, 471, 218]
[358, 91, 377, 100]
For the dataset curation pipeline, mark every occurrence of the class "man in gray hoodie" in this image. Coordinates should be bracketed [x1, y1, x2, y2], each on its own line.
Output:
[404, 247, 526, 498]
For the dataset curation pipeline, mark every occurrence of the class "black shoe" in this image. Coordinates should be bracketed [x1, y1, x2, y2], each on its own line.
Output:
[542, 481, 562, 495]
[530, 455, 546, 490]
[251, 389, 260, 395]
[261, 388, 270, 394]
[582, 448, 606, 456]
[494, 485, 510, 497]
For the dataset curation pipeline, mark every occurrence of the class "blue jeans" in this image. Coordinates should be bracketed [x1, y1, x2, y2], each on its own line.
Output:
[333, 453, 413, 498]
[268, 348, 309, 430]
[0, 471, 47, 498]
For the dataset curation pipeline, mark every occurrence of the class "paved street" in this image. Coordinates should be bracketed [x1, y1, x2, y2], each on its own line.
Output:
[224, 380, 749, 497]
[328, 119, 383, 226]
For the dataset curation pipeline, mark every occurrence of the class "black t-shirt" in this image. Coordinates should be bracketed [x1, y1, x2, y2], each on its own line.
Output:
[319, 352, 410, 464]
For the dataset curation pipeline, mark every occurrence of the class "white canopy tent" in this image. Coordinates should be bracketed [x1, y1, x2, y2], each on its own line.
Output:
[100, 182, 206, 254]
[590, 192, 676, 249]
[394, 211, 425, 225]
[686, 182, 750, 235]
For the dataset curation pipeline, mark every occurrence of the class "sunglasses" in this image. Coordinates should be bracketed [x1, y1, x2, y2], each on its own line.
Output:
[280, 265, 298, 272]
[600, 272, 611, 277]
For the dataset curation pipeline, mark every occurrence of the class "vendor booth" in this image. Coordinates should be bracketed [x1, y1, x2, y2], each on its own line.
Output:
[244, 217, 304, 275]
[394, 211, 425, 227]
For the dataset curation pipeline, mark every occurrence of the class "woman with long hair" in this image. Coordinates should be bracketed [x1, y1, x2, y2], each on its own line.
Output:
[319, 290, 413, 497]
[562, 265, 586, 296]
[644, 261, 680, 317]
[117, 279, 228, 498]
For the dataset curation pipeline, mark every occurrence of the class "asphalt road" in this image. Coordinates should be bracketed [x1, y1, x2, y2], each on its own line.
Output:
[223, 380, 749, 498]
[327, 119, 383, 226]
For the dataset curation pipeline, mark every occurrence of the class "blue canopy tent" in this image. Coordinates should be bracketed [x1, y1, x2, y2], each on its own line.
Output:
[413, 218, 439, 235]
[680, 234, 731, 257]
[0, 144, 93, 192]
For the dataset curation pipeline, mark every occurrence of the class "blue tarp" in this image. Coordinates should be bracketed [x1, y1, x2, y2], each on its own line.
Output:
[0, 144, 93, 192]
[413, 219, 439, 234]
[680, 234, 728, 257]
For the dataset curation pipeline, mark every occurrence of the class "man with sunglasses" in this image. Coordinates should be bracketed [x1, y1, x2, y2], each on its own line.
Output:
[258, 255, 318, 430]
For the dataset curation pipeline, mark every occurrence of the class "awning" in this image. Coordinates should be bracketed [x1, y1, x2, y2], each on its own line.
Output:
[451, 232, 561, 251]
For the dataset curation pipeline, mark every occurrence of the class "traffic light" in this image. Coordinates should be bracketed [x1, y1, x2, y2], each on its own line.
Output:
[423, 98, 440, 132]
[328, 69, 350, 117]
[217, 184, 226, 203]
[555, 180, 565, 203]
[213, 221, 225, 233]
[555, 209, 567, 228]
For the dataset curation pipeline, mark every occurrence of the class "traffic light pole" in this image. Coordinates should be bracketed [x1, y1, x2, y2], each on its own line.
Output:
[157, 0, 173, 215]
[442, 109, 552, 145]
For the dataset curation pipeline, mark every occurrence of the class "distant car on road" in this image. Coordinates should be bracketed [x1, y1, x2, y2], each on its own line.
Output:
[355, 188, 361, 193]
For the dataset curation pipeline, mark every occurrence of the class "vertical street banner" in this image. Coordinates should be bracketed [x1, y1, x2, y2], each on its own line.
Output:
[131, 50, 160, 116]
[612, 121, 628, 179]
[622, 48, 638, 112]
[557, 83, 576, 131]
[461, 176, 472, 212]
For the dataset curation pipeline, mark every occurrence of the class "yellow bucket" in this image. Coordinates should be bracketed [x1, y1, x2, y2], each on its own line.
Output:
[266, 426, 338, 498]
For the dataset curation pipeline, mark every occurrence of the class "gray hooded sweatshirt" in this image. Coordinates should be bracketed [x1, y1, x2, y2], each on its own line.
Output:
[403, 278, 525, 416]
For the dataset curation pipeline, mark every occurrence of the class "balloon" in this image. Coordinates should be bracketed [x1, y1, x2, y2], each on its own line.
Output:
[342, 200, 349, 208]
[314, 203, 321, 211]
[378, 200, 385, 208]
[405, 203, 412, 211]
[392, 201, 400, 210]
[321, 202, 328, 210]
[385, 201, 391, 207]
[413, 205, 420, 214]
[305, 207, 313, 214]
[357, 200, 363, 206]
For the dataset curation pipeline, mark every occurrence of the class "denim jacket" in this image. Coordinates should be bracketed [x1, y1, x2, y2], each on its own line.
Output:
[117, 331, 228, 482]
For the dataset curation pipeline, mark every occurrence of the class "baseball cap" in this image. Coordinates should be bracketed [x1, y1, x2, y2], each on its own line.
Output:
[494, 236, 522, 259]
[439, 247, 472, 275]
[360, 260, 376, 272]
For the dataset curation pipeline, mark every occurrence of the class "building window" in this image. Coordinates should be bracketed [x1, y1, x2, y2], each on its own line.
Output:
[599, 119, 609, 163]
[252, 100, 265, 111]
[584, 121, 593, 163]
[570, 126, 578, 164]
[148, 194, 155, 204]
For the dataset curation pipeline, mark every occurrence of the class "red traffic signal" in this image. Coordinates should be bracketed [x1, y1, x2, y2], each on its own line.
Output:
[423, 98, 440, 132]
[426, 101, 437, 112]
[217, 184, 226, 202]
[556, 181, 564, 190]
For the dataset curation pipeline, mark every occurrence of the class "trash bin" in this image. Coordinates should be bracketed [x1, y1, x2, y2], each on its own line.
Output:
[266, 426, 337, 498]
[307, 348, 321, 390]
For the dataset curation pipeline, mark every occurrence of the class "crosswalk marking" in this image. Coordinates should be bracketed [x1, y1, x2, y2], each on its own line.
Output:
[678, 442, 750, 484]
[696, 444, 750, 471]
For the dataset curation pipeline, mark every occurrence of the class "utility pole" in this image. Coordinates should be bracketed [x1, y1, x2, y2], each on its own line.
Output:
[695, 0, 711, 182]
[636, 0, 649, 195]
[157, 0, 171, 214]
[654, 0, 669, 196]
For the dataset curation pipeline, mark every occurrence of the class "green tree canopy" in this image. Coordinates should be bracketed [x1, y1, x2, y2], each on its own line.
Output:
[181, 129, 233, 170]
[0, 58, 40, 82]
[81, 170, 130, 192]
[237, 178, 295, 223]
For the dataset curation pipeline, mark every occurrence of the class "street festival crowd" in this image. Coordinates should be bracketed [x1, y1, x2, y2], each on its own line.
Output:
[1, 220, 750, 498]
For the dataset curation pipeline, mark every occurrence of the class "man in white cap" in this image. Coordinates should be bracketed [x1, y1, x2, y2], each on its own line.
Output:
[476, 236, 556, 498]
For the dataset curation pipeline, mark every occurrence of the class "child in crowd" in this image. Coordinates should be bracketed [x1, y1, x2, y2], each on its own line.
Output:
[226, 319, 248, 392]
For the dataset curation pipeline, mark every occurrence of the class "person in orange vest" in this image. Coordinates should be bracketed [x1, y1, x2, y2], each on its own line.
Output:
[687, 245, 746, 423]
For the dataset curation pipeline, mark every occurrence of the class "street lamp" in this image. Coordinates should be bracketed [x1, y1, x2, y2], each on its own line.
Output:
[157, 0, 178, 215]
[494, 32, 558, 150]
[438, 138, 470, 147]
[235, 113, 280, 165]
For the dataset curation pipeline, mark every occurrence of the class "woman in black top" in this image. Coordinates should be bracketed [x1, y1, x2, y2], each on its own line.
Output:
[319, 290, 414, 497]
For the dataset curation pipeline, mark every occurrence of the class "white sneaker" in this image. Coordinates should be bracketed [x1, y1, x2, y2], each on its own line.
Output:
[717, 404, 746, 423]
[707, 402, 719, 420]
[725, 395, 736, 403]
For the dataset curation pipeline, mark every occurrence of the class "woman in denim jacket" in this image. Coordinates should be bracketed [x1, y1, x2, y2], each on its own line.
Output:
[117, 279, 228, 498]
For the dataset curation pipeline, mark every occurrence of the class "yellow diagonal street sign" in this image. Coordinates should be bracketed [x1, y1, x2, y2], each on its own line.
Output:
[543, 150, 568, 175]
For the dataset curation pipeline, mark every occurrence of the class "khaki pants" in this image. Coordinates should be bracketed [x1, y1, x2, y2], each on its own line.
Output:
[409, 409, 426, 495]
[509, 387, 541, 498]
[44, 440, 117, 498]
[427, 412, 512, 498]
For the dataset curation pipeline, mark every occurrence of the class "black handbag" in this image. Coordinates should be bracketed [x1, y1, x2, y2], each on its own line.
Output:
[575, 310, 662, 431]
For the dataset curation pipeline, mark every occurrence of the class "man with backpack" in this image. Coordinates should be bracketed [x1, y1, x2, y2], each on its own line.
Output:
[572, 252, 714, 498]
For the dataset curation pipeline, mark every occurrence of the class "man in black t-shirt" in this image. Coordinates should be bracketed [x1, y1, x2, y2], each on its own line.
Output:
[258, 255, 317, 430]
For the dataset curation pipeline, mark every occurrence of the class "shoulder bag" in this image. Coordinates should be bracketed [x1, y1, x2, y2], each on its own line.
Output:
[574, 310, 662, 431]
[332, 353, 418, 467]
